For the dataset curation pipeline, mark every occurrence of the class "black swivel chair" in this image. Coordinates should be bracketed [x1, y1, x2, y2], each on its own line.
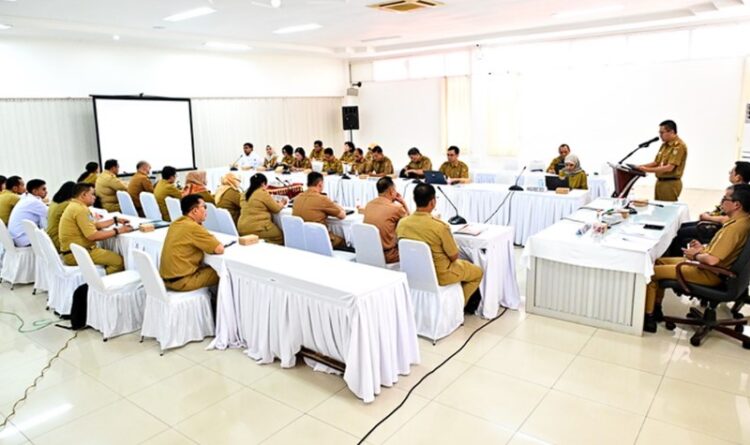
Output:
[659, 240, 750, 349]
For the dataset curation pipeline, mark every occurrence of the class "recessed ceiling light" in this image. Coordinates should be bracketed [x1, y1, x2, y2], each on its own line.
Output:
[163, 6, 216, 22]
[553, 4, 624, 19]
[0, 24, 12, 30]
[112, 35, 120, 41]
[204, 41, 253, 51]
[272, 23, 322, 34]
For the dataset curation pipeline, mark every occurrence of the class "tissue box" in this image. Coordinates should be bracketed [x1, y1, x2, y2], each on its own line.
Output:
[555, 187, 570, 195]
[359, 174, 369, 180]
[239, 235, 260, 246]
[139, 224, 155, 232]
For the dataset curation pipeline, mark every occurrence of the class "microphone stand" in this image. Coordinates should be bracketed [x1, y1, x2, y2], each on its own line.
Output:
[437, 185, 467, 225]
[508, 166, 527, 191]
[618, 139, 659, 164]
[230, 155, 243, 171]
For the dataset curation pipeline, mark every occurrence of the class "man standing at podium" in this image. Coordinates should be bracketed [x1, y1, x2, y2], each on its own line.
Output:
[637, 120, 687, 201]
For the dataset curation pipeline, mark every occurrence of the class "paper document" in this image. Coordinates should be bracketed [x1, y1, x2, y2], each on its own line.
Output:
[453, 224, 486, 236]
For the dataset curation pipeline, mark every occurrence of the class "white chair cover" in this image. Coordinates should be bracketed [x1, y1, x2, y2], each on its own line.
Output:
[0, 220, 35, 287]
[311, 160, 324, 173]
[116, 191, 139, 217]
[133, 251, 214, 352]
[70, 244, 146, 339]
[303, 222, 356, 261]
[352, 222, 390, 268]
[140, 192, 162, 221]
[398, 239, 464, 343]
[204, 203, 220, 232]
[280, 214, 305, 250]
[215, 208, 239, 237]
[165, 197, 182, 222]
[21, 220, 48, 293]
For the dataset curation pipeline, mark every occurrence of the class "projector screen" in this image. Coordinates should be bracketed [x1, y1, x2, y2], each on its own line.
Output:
[93, 96, 196, 174]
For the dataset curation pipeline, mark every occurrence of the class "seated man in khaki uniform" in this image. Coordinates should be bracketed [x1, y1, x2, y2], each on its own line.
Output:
[545, 144, 570, 174]
[59, 183, 133, 274]
[293, 171, 347, 249]
[397, 182, 484, 311]
[154, 166, 182, 221]
[127, 161, 154, 216]
[322, 148, 343, 175]
[310, 140, 325, 162]
[439, 146, 470, 184]
[280, 145, 295, 167]
[349, 148, 370, 175]
[363, 177, 409, 264]
[401, 147, 432, 179]
[366, 146, 394, 177]
[96, 159, 127, 213]
[643, 183, 750, 332]
[0, 176, 25, 225]
[637, 119, 688, 202]
[160, 194, 224, 292]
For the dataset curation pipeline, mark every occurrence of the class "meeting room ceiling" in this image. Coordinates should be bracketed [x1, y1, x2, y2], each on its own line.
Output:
[1, 0, 749, 57]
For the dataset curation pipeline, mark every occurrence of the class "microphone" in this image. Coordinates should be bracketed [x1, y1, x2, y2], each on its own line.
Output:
[230, 155, 243, 171]
[275, 176, 290, 187]
[638, 136, 659, 148]
[508, 166, 527, 191]
[437, 185, 467, 225]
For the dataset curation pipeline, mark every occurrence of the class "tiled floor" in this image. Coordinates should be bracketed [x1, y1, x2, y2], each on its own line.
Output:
[1, 187, 749, 445]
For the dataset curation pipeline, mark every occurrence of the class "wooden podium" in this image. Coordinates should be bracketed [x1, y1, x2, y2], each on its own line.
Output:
[608, 162, 646, 198]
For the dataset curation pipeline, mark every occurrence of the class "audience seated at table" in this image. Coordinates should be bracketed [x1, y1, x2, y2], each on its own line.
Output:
[322, 148, 343, 175]
[262, 145, 278, 170]
[238, 173, 286, 245]
[310, 140, 325, 162]
[280, 144, 295, 167]
[47, 181, 75, 252]
[546, 143, 571, 174]
[8, 179, 48, 247]
[348, 148, 369, 175]
[293, 171, 347, 250]
[364, 146, 394, 177]
[292, 147, 312, 171]
[340, 141, 356, 164]
[182, 171, 215, 205]
[127, 160, 154, 217]
[76, 161, 100, 185]
[363, 177, 409, 263]
[96, 159, 127, 213]
[155, 166, 182, 221]
[439, 146, 470, 184]
[401, 147, 432, 179]
[0, 175, 25, 225]
[214, 172, 242, 225]
[560, 154, 588, 190]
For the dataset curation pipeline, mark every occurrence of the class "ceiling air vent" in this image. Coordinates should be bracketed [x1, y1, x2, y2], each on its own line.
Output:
[368, 0, 444, 13]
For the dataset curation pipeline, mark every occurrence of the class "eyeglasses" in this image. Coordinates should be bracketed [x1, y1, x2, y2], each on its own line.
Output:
[721, 196, 736, 203]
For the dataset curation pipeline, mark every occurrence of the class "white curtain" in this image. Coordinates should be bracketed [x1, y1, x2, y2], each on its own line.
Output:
[486, 72, 522, 157]
[442, 76, 472, 155]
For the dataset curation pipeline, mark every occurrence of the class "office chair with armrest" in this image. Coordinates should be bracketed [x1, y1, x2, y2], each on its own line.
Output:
[659, 240, 750, 349]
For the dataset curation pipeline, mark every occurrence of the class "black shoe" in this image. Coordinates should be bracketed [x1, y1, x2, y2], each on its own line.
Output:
[464, 290, 482, 314]
[653, 304, 664, 322]
[643, 314, 658, 333]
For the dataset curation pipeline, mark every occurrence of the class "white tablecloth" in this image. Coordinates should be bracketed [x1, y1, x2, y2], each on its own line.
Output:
[473, 170, 613, 200]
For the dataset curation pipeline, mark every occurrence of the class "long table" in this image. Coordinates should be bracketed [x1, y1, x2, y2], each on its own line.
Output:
[473, 169, 613, 200]
[521, 198, 690, 335]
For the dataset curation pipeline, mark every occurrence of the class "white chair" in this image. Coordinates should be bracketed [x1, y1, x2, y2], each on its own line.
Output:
[116, 191, 139, 217]
[215, 208, 239, 236]
[352, 223, 399, 270]
[140, 192, 162, 221]
[204, 203, 220, 232]
[528, 160, 546, 172]
[21, 220, 48, 295]
[303, 222, 356, 261]
[399, 239, 464, 344]
[281, 215, 306, 250]
[133, 251, 214, 355]
[0, 220, 35, 290]
[311, 160, 324, 173]
[165, 197, 182, 222]
[70, 243, 146, 340]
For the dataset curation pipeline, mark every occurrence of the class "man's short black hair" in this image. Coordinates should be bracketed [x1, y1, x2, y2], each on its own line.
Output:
[372, 145, 383, 154]
[730, 183, 750, 213]
[734, 161, 750, 184]
[181, 194, 205, 215]
[660, 120, 677, 134]
[307, 171, 324, 187]
[73, 182, 94, 197]
[6, 176, 23, 190]
[136, 160, 149, 170]
[104, 159, 118, 170]
[355, 148, 363, 155]
[282, 144, 294, 155]
[162, 166, 177, 180]
[26, 179, 45, 193]
[314, 140, 323, 147]
[243, 142, 253, 149]
[407, 147, 420, 156]
[414, 183, 436, 207]
[376, 176, 395, 194]
[0, 175, 6, 188]
[324, 148, 334, 156]
[345, 141, 355, 150]
[447, 146, 460, 155]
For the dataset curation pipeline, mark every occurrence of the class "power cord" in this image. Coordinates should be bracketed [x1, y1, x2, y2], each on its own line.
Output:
[483, 190, 515, 224]
[357, 307, 509, 444]
[0, 311, 59, 333]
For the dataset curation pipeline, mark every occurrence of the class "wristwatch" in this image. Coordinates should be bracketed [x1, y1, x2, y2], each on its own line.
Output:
[113, 216, 119, 226]
[114, 227, 119, 236]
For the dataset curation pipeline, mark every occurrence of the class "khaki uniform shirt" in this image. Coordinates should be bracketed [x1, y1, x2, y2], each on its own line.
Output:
[292, 189, 340, 227]
[396, 211, 460, 282]
[547, 156, 565, 174]
[281, 155, 294, 166]
[95, 171, 127, 212]
[127, 172, 154, 212]
[0, 190, 21, 225]
[216, 188, 242, 224]
[159, 216, 221, 280]
[370, 157, 394, 175]
[439, 161, 469, 179]
[238, 188, 283, 235]
[704, 215, 750, 269]
[59, 199, 97, 252]
[293, 157, 312, 170]
[47, 200, 70, 251]
[341, 151, 355, 163]
[564, 170, 588, 190]
[263, 156, 278, 169]
[310, 148, 325, 161]
[154, 179, 182, 221]
[406, 156, 432, 172]
[363, 196, 407, 263]
[654, 137, 688, 179]
[81, 173, 98, 185]
[350, 159, 369, 175]
[323, 157, 343, 174]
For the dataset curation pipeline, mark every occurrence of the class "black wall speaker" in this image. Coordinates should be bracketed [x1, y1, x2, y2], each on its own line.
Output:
[342, 106, 359, 131]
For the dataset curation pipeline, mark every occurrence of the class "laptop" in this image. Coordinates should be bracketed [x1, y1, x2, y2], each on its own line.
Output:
[424, 170, 448, 185]
[545, 175, 569, 190]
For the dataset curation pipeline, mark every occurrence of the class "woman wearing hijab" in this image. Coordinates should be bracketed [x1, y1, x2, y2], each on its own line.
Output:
[561, 154, 588, 190]
[182, 171, 215, 204]
[238, 173, 287, 245]
[214, 172, 242, 224]
[262, 145, 278, 170]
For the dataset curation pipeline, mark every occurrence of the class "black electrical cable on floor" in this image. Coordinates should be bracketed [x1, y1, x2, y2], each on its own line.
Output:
[357, 307, 509, 445]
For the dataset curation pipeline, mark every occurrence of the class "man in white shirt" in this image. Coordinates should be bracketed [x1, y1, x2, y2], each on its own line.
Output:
[8, 179, 48, 247]
[235, 142, 261, 170]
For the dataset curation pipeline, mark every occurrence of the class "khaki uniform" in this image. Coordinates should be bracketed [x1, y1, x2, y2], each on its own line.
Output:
[159, 216, 221, 292]
[369, 156, 394, 175]
[292, 157, 312, 170]
[281, 155, 294, 166]
[263, 156, 278, 169]
[127, 172, 154, 215]
[406, 156, 432, 175]
[95, 171, 127, 213]
[323, 157, 343, 174]
[654, 137, 688, 202]
[546, 156, 565, 174]
[349, 159, 369, 175]
[80, 173, 98, 185]
[292, 189, 345, 249]
[341, 151, 355, 163]
[0, 190, 21, 225]
[396, 212, 483, 302]
[564, 170, 588, 190]
[47, 200, 70, 251]
[59, 199, 124, 274]
[194, 190, 215, 205]
[645, 215, 750, 312]
[439, 161, 469, 179]
[310, 148, 325, 161]
[363, 197, 407, 263]
[154, 180, 182, 221]
[215, 188, 242, 225]
[238, 188, 284, 244]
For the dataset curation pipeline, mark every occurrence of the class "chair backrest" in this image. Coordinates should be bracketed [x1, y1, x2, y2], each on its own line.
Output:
[352, 223, 387, 267]
[116, 191, 139, 217]
[21, 220, 42, 256]
[70, 243, 106, 292]
[132, 250, 170, 303]
[34, 228, 67, 274]
[165, 197, 182, 222]
[528, 160, 545, 172]
[215, 208, 239, 236]
[281, 215, 305, 249]
[140, 192, 162, 221]
[204, 203, 220, 232]
[725, 238, 750, 300]
[398, 239, 440, 293]
[311, 160, 324, 173]
[302, 222, 334, 257]
[0, 220, 16, 252]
